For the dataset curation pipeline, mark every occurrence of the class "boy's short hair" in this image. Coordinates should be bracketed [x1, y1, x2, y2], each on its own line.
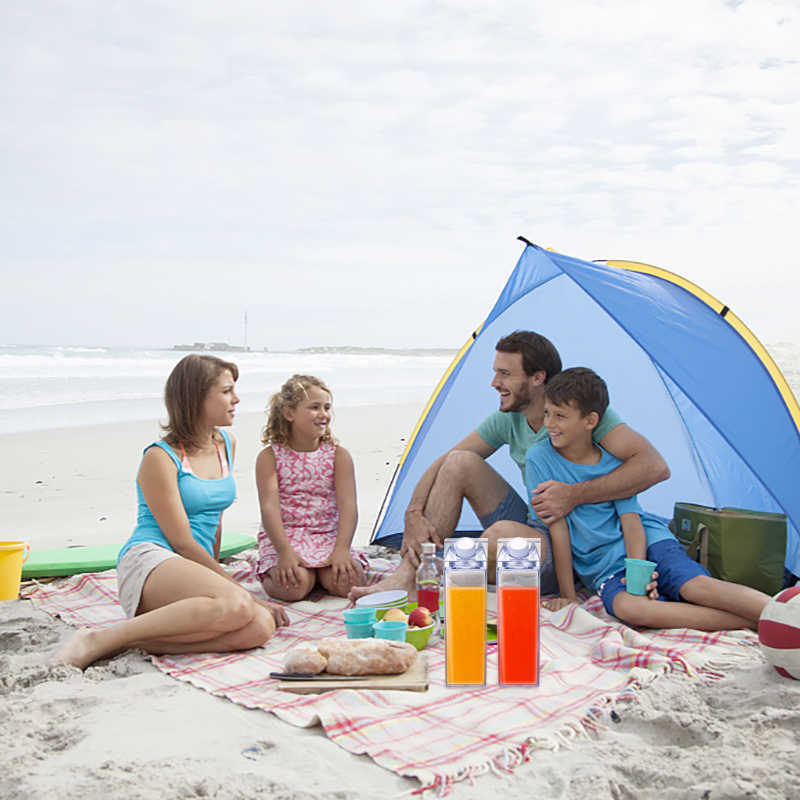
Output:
[545, 367, 609, 420]
[495, 330, 562, 381]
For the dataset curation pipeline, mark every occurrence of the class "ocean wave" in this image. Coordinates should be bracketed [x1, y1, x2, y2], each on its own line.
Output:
[0, 342, 796, 433]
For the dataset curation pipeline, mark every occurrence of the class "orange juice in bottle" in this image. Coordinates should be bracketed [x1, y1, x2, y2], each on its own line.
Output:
[444, 537, 488, 686]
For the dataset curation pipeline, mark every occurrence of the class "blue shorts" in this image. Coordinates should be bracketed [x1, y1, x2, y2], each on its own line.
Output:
[599, 537, 711, 617]
[479, 489, 557, 596]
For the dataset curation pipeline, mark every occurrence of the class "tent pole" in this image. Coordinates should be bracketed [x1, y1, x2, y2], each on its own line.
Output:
[370, 462, 401, 544]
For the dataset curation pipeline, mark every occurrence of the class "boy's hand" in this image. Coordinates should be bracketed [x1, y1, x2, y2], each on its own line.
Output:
[530, 480, 576, 524]
[644, 571, 659, 600]
[621, 571, 660, 600]
[542, 596, 575, 612]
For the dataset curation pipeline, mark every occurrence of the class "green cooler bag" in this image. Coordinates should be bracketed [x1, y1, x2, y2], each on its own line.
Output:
[672, 503, 786, 595]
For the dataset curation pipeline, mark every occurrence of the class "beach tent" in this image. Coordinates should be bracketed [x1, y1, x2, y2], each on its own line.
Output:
[371, 238, 800, 578]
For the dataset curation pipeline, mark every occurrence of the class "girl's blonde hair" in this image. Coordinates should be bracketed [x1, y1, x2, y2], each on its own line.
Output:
[262, 374, 335, 446]
[162, 354, 239, 450]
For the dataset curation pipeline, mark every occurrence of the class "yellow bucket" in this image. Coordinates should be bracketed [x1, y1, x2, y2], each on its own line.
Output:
[0, 541, 30, 601]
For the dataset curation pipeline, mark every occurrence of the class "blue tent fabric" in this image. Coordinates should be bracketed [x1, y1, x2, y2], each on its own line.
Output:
[372, 242, 800, 577]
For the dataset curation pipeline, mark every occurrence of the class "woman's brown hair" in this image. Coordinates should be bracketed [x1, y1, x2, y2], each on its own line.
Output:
[161, 354, 239, 450]
[261, 374, 334, 446]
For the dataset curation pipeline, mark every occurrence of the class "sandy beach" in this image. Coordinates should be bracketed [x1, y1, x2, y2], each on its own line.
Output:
[2, 403, 800, 799]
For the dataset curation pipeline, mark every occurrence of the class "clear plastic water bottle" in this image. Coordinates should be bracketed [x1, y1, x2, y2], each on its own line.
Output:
[415, 542, 440, 618]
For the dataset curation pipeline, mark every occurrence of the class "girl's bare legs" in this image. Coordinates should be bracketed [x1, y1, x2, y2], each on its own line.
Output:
[52, 557, 276, 669]
[260, 565, 316, 602]
[318, 561, 366, 598]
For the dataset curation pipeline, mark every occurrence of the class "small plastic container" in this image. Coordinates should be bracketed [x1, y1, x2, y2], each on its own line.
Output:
[372, 620, 408, 641]
[344, 621, 375, 639]
[343, 607, 377, 624]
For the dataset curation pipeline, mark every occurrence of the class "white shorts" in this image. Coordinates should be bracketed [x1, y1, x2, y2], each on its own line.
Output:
[116, 542, 180, 618]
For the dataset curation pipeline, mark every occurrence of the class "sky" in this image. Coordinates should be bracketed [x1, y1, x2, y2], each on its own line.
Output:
[2, 0, 799, 350]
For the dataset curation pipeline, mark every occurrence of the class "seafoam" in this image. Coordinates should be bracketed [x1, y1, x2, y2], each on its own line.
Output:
[1, 342, 798, 436]
[0, 346, 456, 434]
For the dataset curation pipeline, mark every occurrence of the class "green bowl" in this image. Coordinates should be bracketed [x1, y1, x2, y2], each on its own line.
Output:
[405, 622, 434, 651]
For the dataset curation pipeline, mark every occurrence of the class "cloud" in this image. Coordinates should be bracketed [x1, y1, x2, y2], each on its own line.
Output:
[1, 0, 798, 347]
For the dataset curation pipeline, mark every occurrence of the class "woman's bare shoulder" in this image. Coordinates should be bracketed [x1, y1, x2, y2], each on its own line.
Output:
[139, 442, 178, 473]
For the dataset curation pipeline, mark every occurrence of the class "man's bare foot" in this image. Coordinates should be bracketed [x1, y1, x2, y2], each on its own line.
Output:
[50, 628, 104, 670]
[347, 557, 415, 602]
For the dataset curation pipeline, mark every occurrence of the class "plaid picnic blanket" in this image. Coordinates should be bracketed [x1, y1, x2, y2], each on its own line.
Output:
[25, 551, 760, 794]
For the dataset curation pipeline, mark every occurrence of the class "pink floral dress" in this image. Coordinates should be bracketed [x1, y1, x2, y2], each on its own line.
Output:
[256, 442, 368, 577]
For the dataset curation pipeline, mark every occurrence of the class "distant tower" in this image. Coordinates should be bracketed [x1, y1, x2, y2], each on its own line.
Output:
[244, 311, 248, 350]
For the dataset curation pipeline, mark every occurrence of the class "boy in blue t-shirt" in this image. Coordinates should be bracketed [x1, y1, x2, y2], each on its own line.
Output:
[525, 367, 769, 630]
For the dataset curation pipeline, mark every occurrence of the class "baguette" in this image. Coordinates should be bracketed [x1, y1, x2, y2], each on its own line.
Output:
[283, 637, 417, 676]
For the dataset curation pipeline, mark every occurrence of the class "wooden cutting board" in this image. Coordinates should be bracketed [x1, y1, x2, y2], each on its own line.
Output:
[275, 653, 428, 694]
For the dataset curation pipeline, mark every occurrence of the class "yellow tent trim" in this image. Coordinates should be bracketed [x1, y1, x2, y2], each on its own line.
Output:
[397, 324, 484, 469]
[606, 259, 800, 432]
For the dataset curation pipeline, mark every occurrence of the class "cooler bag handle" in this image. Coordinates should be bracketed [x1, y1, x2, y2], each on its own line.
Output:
[697, 523, 709, 570]
[684, 524, 701, 562]
[684, 523, 709, 568]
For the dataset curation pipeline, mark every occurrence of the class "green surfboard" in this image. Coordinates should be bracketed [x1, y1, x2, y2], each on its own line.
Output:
[21, 532, 257, 579]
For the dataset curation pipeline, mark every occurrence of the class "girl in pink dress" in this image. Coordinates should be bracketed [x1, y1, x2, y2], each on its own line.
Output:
[255, 374, 368, 602]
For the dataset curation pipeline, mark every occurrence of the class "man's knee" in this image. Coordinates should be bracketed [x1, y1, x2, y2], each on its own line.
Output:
[437, 450, 510, 516]
[438, 449, 488, 485]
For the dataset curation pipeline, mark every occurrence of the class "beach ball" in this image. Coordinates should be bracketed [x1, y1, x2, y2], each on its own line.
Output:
[758, 586, 800, 680]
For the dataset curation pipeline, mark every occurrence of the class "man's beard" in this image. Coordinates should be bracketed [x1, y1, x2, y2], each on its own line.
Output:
[502, 384, 532, 413]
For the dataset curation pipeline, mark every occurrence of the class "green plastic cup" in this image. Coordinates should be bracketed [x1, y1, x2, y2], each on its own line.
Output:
[625, 558, 657, 595]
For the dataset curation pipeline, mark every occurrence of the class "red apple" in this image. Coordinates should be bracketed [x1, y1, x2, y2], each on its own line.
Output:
[408, 607, 432, 628]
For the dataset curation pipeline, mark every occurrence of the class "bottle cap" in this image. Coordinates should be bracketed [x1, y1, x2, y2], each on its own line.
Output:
[420, 542, 435, 555]
[454, 537, 476, 558]
[507, 537, 532, 558]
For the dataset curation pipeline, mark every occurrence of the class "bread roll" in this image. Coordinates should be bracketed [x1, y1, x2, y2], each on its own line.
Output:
[317, 637, 417, 676]
[283, 645, 328, 675]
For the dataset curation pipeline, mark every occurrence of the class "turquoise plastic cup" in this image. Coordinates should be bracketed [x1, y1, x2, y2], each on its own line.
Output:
[625, 558, 657, 595]
[343, 607, 377, 624]
[372, 620, 408, 641]
[344, 621, 375, 639]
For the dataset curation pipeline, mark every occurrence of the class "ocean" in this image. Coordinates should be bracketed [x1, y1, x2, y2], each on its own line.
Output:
[1, 342, 799, 436]
[0, 346, 456, 435]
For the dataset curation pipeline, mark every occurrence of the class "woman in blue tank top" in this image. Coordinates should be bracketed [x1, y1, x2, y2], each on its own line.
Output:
[54, 355, 288, 669]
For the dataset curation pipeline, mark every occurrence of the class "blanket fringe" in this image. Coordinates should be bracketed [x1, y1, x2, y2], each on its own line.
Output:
[697, 638, 761, 680]
[407, 649, 756, 797]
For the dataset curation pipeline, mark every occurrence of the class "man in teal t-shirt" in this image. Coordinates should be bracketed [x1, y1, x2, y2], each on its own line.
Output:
[349, 330, 670, 600]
